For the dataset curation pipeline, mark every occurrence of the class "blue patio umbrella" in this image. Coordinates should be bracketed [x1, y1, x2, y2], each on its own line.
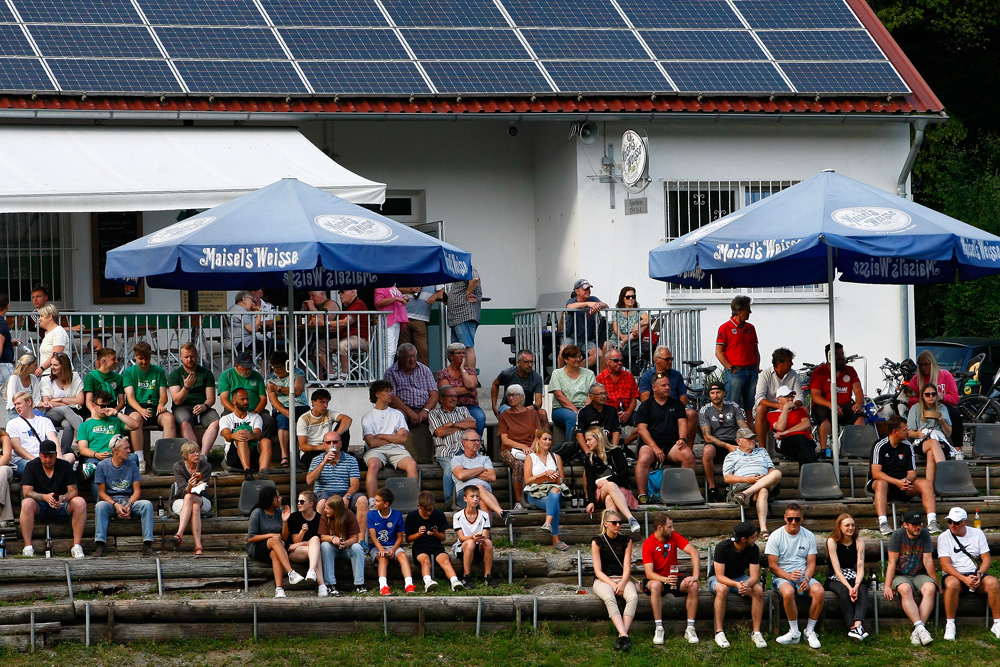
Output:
[105, 178, 473, 496]
[648, 169, 1000, 475]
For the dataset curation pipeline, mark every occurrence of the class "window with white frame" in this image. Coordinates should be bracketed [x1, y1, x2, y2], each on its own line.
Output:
[0, 212, 70, 306]
[664, 179, 826, 301]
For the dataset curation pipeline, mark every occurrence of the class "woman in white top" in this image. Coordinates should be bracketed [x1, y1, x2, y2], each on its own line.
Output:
[39, 352, 84, 455]
[35, 303, 70, 378]
[6, 353, 40, 421]
[523, 428, 569, 551]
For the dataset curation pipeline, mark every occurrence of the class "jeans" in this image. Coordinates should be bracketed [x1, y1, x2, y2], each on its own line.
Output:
[724, 367, 758, 414]
[527, 488, 561, 535]
[94, 498, 154, 543]
[12, 457, 28, 478]
[86, 454, 139, 499]
[44, 406, 84, 455]
[436, 456, 455, 506]
[551, 407, 578, 442]
[451, 321, 479, 349]
[466, 405, 487, 436]
[320, 541, 366, 586]
[827, 578, 870, 626]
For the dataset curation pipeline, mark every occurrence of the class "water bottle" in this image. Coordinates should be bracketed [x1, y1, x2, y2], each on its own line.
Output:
[974, 509, 982, 530]
[1, 533, 6, 559]
[825, 435, 833, 459]
[44, 526, 53, 559]
[870, 571, 878, 592]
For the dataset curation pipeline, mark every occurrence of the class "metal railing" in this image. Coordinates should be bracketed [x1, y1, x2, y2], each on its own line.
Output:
[512, 307, 704, 381]
[7, 310, 388, 387]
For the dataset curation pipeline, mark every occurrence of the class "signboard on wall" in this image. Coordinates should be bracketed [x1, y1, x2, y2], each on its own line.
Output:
[181, 290, 228, 311]
[92, 212, 144, 304]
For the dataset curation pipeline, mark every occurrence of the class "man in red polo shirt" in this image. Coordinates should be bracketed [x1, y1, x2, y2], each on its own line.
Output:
[596, 349, 640, 427]
[715, 295, 759, 415]
[809, 342, 864, 456]
[767, 386, 818, 467]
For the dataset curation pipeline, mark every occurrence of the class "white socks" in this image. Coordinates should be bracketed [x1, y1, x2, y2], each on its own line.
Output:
[450, 576, 461, 585]
[378, 576, 388, 588]
[424, 575, 434, 585]
[927, 512, 937, 524]
[404, 576, 413, 587]
[788, 620, 799, 634]
[806, 619, 818, 634]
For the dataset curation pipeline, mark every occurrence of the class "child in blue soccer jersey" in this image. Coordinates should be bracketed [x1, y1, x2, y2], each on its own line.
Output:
[367, 486, 415, 595]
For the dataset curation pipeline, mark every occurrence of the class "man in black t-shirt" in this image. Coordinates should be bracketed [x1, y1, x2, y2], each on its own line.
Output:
[575, 382, 621, 447]
[405, 491, 465, 593]
[634, 375, 694, 502]
[18, 440, 87, 558]
[868, 415, 939, 536]
[709, 522, 765, 648]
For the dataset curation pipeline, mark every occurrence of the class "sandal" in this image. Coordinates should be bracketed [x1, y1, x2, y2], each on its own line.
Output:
[193, 547, 204, 557]
[554, 542, 570, 551]
[759, 531, 770, 541]
[280, 458, 290, 468]
[170, 534, 182, 548]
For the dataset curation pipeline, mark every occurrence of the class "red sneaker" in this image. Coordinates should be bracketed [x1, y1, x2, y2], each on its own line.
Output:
[404, 584, 416, 594]
[380, 586, 391, 596]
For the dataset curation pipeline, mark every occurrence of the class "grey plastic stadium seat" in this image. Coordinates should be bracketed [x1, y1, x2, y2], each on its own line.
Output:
[238, 479, 277, 516]
[934, 460, 979, 497]
[973, 424, 1000, 459]
[151, 438, 188, 475]
[385, 477, 420, 513]
[798, 463, 844, 500]
[840, 425, 878, 460]
[658, 468, 705, 506]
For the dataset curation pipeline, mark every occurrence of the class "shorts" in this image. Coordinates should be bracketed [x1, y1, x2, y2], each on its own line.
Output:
[370, 546, 407, 565]
[704, 439, 736, 464]
[276, 405, 310, 431]
[246, 541, 273, 564]
[125, 405, 159, 419]
[172, 404, 221, 427]
[225, 443, 261, 470]
[942, 572, 981, 591]
[865, 478, 911, 501]
[708, 573, 751, 594]
[171, 496, 212, 516]
[413, 543, 447, 559]
[454, 541, 487, 561]
[34, 503, 72, 519]
[363, 444, 412, 468]
[812, 404, 863, 425]
[892, 573, 935, 592]
[451, 321, 479, 348]
[643, 578, 689, 596]
[772, 576, 821, 594]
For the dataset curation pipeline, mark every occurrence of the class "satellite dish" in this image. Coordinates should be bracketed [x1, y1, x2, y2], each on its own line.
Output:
[578, 121, 598, 145]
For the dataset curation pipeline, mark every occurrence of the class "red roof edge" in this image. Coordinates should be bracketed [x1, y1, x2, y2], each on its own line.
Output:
[846, 0, 945, 113]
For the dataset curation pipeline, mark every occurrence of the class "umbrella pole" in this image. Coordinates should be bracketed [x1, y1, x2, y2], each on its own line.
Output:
[826, 242, 840, 479]
[287, 270, 297, 500]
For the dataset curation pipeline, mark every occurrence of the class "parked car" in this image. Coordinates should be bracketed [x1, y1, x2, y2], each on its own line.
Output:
[916, 337, 1000, 394]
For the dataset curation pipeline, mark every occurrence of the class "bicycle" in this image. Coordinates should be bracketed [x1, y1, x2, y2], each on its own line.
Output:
[957, 365, 1000, 425]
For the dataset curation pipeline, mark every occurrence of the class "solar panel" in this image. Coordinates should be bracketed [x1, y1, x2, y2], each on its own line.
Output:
[47, 58, 181, 92]
[383, 0, 507, 27]
[616, 0, 743, 29]
[758, 30, 883, 61]
[523, 29, 646, 60]
[424, 61, 551, 94]
[0, 57, 54, 90]
[29, 25, 161, 58]
[735, 0, 861, 29]
[403, 29, 529, 60]
[12, 0, 141, 24]
[138, 0, 266, 26]
[301, 61, 430, 94]
[0, 25, 36, 57]
[156, 27, 285, 59]
[261, 0, 389, 27]
[662, 61, 791, 93]
[282, 28, 408, 60]
[176, 59, 307, 94]
[780, 61, 909, 94]
[641, 30, 767, 60]
[503, 0, 627, 28]
[0, 4, 17, 21]
[543, 61, 670, 92]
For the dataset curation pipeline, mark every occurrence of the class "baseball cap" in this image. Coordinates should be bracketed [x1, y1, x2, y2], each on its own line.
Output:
[946, 507, 968, 523]
[573, 279, 592, 290]
[902, 510, 923, 525]
[733, 522, 758, 540]
[708, 382, 726, 392]
[235, 351, 254, 368]
[736, 427, 757, 440]
[38, 440, 58, 455]
[776, 386, 795, 398]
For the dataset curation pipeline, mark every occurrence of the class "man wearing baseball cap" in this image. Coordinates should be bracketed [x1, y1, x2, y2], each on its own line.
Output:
[723, 428, 782, 539]
[937, 506, 1000, 641]
[709, 522, 767, 648]
[766, 386, 817, 466]
[218, 350, 277, 451]
[883, 509, 937, 646]
[18, 439, 87, 558]
[561, 279, 607, 370]
[698, 382, 749, 502]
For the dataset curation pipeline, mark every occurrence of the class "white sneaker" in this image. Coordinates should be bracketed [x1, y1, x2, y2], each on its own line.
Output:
[879, 519, 892, 536]
[451, 579, 465, 591]
[776, 629, 801, 645]
[22, 545, 35, 557]
[274, 587, 286, 598]
[992, 621, 1000, 640]
[653, 626, 664, 645]
[71, 544, 85, 559]
[805, 631, 821, 649]
[714, 631, 729, 648]
[910, 628, 922, 646]
[318, 584, 329, 597]
[944, 624, 956, 641]
[138, 458, 147, 474]
[629, 517, 641, 533]
[425, 579, 438, 593]
[752, 631, 767, 648]
[684, 626, 699, 644]
[917, 625, 934, 645]
[287, 570, 304, 585]
[305, 568, 317, 582]
[513, 503, 524, 511]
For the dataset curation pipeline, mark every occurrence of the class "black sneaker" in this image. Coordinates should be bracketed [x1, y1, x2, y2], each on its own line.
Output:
[622, 635, 633, 651]
[707, 487, 720, 503]
[614, 635, 627, 651]
[462, 574, 475, 589]
[330, 586, 341, 597]
[354, 585, 368, 594]
[501, 511, 512, 526]
[142, 541, 155, 557]
[258, 468, 270, 480]
[93, 542, 107, 558]
[243, 469, 254, 481]
[484, 574, 497, 588]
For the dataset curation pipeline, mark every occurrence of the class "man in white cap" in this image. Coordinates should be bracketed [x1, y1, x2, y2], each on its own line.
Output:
[723, 427, 782, 539]
[937, 506, 1000, 641]
[766, 386, 817, 466]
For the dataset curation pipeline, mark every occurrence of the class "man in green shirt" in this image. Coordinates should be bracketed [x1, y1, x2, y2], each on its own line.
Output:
[219, 351, 276, 442]
[78, 390, 139, 496]
[168, 342, 221, 457]
[123, 342, 176, 474]
[84, 348, 125, 416]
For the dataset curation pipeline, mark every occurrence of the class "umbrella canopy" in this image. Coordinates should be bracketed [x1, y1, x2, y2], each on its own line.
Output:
[105, 178, 472, 289]
[649, 170, 1000, 287]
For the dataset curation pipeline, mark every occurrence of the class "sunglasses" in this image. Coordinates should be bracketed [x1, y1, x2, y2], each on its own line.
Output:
[785, 516, 802, 523]
[324, 440, 340, 444]
[624, 294, 636, 299]
[607, 358, 623, 363]
[923, 392, 937, 397]
[606, 520, 621, 526]
[656, 356, 673, 362]
[297, 499, 307, 505]
[947, 519, 965, 525]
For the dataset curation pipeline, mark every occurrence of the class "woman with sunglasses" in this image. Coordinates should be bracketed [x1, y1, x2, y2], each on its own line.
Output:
[591, 509, 637, 651]
[907, 350, 962, 451]
[524, 428, 570, 551]
[245, 486, 304, 598]
[283, 490, 328, 597]
[581, 427, 641, 533]
[610, 287, 650, 364]
[826, 513, 869, 641]
[548, 345, 596, 444]
[906, 382, 955, 485]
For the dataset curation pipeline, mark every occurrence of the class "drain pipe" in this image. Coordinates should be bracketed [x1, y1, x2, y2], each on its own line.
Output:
[896, 118, 929, 362]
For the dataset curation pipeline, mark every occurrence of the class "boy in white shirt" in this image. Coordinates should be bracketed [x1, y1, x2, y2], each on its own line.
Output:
[453, 486, 495, 589]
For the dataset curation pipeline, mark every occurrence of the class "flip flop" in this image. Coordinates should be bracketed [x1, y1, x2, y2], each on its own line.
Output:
[554, 542, 570, 551]
[759, 531, 770, 541]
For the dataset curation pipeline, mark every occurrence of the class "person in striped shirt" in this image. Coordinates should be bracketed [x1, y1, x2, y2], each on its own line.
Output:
[306, 431, 368, 546]
[723, 427, 782, 540]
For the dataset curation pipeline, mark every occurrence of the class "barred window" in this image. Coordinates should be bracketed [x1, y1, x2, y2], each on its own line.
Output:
[0, 212, 70, 305]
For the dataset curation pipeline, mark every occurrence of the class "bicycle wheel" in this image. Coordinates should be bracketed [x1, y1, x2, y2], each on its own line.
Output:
[957, 396, 1000, 424]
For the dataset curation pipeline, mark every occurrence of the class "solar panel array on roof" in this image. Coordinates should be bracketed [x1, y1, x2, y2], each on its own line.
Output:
[0, 0, 911, 97]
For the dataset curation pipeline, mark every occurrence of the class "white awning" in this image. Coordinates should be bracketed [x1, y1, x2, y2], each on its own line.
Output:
[0, 126, 385, 212]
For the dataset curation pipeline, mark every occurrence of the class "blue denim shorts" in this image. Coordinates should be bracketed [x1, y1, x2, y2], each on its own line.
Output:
[451, 321, 479, 348]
